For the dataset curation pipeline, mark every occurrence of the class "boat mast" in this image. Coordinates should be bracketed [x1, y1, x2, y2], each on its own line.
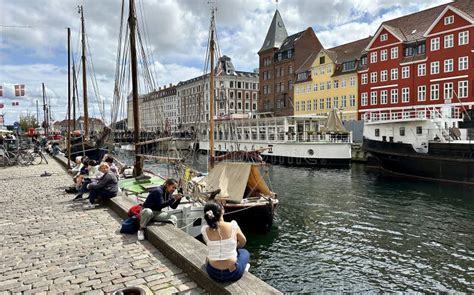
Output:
[72, 60, 77, 130]
[42, 83, 48, 139]
[79, 5, 89, 139]
[129, 0, 143, 176]
[209, 7, 216, 170]
[67, 27, 72, 168]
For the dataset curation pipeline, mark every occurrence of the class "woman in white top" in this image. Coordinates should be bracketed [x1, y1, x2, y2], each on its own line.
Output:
[201, 201, 249, 282]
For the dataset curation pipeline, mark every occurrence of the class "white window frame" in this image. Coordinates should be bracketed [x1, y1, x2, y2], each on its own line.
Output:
[391, 47, 398, 59]
[381, 33, 388, 41]
[381, 70, 388, 82]
[361, 92, 368, 106]
[391, 89, 398, 104]
[350, 77, 356, 86]
[459, 31, 469, 46]
[417, 64, 426, 77]
[370, 52, 377, 63]
[381, 90, 388, 104]
[458, 81, 468, 98]
[444, 59, 453, 72]
[402, 66, 410, 79]
[350, 95, 356, 107]
[370, 91, 377, 105]
[444, 82, 453, 100]
[430, 84, 439, 100]
[430, 37, 440, 51]
[381, 49, 387, 61]
[391, 68, 398, 80]
[444, 15, 454, 25]
[444, 34, 454, 48]
[431, 61, 440, 74]
[459, 56, 468, 71]
[361, 74, 368, 85]
[417, 85, 426, 101]
[370, 72, 377, 83]
[402, 87, 410, 103]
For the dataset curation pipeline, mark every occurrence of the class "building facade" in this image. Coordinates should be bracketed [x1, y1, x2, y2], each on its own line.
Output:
[258, 10, 323, 116]
[294, 37, 371, 121]
[177, 56, 259, 131]
[358, 0, 474, 121]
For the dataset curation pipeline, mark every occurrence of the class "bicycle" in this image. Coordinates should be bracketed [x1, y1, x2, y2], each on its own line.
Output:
[31, 145, 48, 165]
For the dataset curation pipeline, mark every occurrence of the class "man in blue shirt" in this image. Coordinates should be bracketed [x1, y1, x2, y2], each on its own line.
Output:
[137, 178, 182, 241]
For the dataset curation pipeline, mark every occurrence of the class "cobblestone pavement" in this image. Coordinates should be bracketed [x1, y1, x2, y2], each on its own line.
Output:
[0, 159, 205, 294]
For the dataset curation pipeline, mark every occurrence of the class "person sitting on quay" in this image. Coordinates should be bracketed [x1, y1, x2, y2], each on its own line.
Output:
[65, 156, 88, 194]
[86, 162, 118, 209]
[73, 159, 102, 201]
[137, 178, 182, 241]
[102, 155, 119, 177]
[201, 201, 249, 283]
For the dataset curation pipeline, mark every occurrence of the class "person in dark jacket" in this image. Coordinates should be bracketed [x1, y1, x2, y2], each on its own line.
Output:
[86, 162, 118, 208]
[137, 178, 182, 241]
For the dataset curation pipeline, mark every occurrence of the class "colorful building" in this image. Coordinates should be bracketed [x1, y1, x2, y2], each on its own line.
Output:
[358, 0, 474, 121]
[258, 9, 323, 116]
[294, 37, 371, 121]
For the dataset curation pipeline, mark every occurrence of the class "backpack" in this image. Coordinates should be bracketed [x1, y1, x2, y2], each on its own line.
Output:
[120, 216, 139, 234]
[128, 204, 142, 219]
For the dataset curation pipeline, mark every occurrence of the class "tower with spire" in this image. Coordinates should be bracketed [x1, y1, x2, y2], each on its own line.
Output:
[258, 9, 323, 116]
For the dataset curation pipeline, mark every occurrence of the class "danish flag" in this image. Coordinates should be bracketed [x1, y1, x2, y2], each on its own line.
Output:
[14, 84, 25, 96]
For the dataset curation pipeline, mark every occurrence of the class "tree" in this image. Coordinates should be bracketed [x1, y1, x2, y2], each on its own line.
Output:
[19, 112, 39, 131]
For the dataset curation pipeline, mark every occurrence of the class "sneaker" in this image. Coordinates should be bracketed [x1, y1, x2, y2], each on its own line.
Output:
[86, 203, 96, 209]
[65, 187, 77, 193]
[73, 194, 83, 201]
[245, 263, 250, 272]
[137, 230, 145, 241]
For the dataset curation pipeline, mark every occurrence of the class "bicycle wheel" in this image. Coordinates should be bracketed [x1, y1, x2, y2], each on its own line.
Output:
[0, 155, 10, 167]
[18, 152, 33, 166]
[31, 152, 43, 165]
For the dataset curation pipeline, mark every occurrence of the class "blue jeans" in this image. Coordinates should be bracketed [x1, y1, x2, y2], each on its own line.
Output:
[206, 249, 250, 282]
[89, 188, 116, 205]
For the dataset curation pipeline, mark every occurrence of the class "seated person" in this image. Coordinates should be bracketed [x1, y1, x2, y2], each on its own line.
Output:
[137, 178, 182, 241]
[86, 162, 118, 208]
[73, 160, 102, 200]
[201, 201, 249, 283]
[103, 155, 119, 177]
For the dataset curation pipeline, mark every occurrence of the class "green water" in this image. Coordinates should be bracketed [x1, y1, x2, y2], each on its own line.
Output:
[117, 151, 474, 293]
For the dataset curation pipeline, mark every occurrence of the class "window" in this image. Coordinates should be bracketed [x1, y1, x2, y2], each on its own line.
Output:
[381, 70, 388, 82]
[459, 56, 468, 70]
[458, 81, 468, 98]
[416, 126, 423, 135]
[444, 82, 453, 100]
[313, 83, 318, 91]
[381, 33, 388, 41]
[341, 79, 347, 88]
[327, 65, 332, 74]
[444, 15, 454, 25]
[313, 99, 317, 110]
[343, 61, 356, 71]
[295, 101, 300, 111]
[288, 50, 293, 58]
[431, 37, 440, 51]
[444, 34, 454, 48]
[418, 64, 426, 76]
[381, 49, 387, 61]
[341, 95, 347, 108]
[402, 88, 410, 103]
[332, 80, 338, 89]
[370, 72, 377, 83]
[327, 81, 331, 90]
[326, 97, 331, 109]
[334, 97, 339, 108]
[319, 56, 326, 64]
[431, 61, 440, 74]
[381, 90, 388, 104]
[417, 43, 426, 54]
[370, 52, 377, 63]
[418, 86, 426, 101]
[391, 68, 398, 80]
[404, 47, 414, 56]
[370, 91, 377, 105]
[307, 100, 311, 111]
[361, 56, 367, 65]
[289, 65, 293, 74]
[444, 59, 453, 72]
[431, 84, 439, 100]
[278, 53, 283, 61]
[350, 77, 356, 86]
[361, 74, 368, 85]
[350, 95, 356, 107]
[402, 66, 410, 79]
[361, 93, 368, 106]
[400, 127, 405, 136]
[320, 99, 324, 110]
[391, 47, 398, 59]
[301, 101, 305, 111]
[459, 31, 469, 45]
[375, 129, 380, 137]
[320, 82, 325, 91]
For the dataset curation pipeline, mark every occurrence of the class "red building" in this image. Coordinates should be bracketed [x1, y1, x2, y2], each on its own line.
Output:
[358, 0, 474, 120]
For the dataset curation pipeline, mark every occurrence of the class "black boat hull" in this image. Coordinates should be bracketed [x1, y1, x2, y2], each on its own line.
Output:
[223, 201, 278, 233]
[363, 138, 474, 184]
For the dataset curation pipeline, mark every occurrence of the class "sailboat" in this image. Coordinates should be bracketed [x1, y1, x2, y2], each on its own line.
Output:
[186, 5, 279, 232]
[112, 0, 206, 238]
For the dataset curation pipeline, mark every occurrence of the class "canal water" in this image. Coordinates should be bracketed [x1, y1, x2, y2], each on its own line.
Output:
[117, 151, 473, 293]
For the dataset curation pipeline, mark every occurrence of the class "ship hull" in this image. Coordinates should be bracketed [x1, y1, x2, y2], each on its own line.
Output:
[223, 201, 278, 233]
[363, 138, 474, 184]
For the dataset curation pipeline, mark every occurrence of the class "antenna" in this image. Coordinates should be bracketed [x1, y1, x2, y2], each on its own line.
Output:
[276, 0, 279, 10]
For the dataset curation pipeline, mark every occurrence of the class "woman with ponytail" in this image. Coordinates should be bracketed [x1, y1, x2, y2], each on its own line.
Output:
[201, 201, 249, 282]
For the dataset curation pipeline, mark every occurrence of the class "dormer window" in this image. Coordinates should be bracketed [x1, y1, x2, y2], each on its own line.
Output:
[417, 43, 425, 54]
[444, 15, 454, 25]
[360, 56, 367, 65]
[342, 61, 356, 72]
[288, 50, 293, 59]
[404, 47, 414, 56]
[278, 53, 282, 61]
[380, 33, 388, 41]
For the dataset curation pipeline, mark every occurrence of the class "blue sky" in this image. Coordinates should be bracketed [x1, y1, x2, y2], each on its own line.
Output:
[0, 0, 450, 125]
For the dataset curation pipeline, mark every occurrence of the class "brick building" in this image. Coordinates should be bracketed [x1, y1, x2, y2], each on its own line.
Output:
[258, 9, 323, 116]
[358, 0, 474, 120]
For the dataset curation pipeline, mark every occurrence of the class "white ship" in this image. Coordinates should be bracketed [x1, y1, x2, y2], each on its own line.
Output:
[198, 111, 352, 166]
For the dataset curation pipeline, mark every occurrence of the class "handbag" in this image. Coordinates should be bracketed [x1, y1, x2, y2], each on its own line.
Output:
[120, 216, 139, 234]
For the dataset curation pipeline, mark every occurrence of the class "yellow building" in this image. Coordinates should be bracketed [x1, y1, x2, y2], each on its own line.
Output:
[294, 37, 371, 121]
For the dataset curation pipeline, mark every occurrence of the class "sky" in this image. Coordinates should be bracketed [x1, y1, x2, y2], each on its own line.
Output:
[0, 0, 451, 126]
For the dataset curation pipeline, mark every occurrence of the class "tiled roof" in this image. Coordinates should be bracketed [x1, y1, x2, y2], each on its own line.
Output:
[452, 0, 474, 18]
[295, 52, 318, 74]
[279, 31, 304, 52]
[328, 36, 372, 64]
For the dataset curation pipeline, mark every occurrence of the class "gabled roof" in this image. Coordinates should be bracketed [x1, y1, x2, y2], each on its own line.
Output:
[259, 10, 288, 53]
[424, 1, 474, 36]
[327, 36, 372, 64]
[279, 31, 304, 52]
[295, 51, 318, 74]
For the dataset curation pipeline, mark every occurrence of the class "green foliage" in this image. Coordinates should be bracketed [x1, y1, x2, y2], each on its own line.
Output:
[19, 113, 39, 131]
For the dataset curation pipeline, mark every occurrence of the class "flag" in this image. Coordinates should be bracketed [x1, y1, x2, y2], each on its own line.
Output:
[14, 84, 25, 96]
[12, 101, 19, 106]
[0, 86, 3, 96]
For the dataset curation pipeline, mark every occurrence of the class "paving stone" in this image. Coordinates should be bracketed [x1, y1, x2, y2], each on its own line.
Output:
[0, 160, 203, 294]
